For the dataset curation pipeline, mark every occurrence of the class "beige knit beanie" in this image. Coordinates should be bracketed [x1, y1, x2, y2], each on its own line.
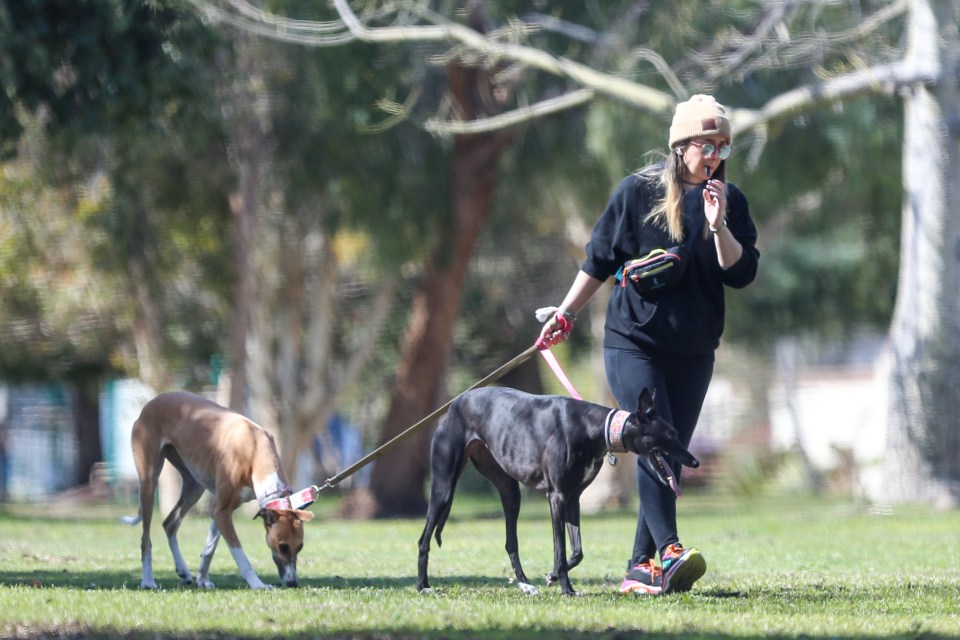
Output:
[668, 94, 732, 148]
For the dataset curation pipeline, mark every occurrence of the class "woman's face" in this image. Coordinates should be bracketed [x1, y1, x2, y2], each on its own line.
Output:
[678, 135, 731, 182]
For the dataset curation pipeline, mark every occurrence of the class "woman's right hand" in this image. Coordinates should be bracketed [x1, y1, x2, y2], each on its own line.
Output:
[538, 310, 574, 347]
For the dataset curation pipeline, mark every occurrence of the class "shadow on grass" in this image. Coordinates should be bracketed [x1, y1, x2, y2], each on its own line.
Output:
[0, 568, 739, 595]
[0, 569, 410, 591]
[3, 624, 954, 640]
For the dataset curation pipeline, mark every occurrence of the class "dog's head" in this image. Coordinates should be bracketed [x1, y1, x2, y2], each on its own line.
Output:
[255, 507, 314, 587]
[622, 388, 699, 496]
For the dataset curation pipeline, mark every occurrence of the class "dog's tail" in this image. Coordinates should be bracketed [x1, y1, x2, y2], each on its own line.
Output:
[120, 511, 141, 526]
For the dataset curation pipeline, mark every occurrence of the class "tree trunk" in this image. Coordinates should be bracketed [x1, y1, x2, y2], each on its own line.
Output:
[343, 7, 510, 518]
[70, 378, 101, 486]
[223, 33, 266, 413]
[353, 132, 506, 517]
[883, 0, 960, 505]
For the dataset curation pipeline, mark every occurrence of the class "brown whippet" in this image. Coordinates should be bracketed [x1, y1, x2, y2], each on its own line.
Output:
[124, 391, 313, 590]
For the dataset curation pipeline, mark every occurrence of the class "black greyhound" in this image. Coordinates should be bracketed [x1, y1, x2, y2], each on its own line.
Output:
[417, 386, 699, 596]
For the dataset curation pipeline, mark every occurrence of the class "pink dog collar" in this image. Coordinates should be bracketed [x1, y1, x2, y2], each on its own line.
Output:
[263, 485, 319, 511]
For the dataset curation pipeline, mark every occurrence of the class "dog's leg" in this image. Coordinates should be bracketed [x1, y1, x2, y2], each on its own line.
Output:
[211, 499, 273, 590]
[546, 498, 584, 585]
[471, 447, 536, 595]
[130, 423, 163, 590]
[564, 498, 584, 571]
[195, 520, 221, 589]
[161, 447, 205, 585]
[417, 421, 468, 593]
[136, 477, 160, 590]
[546, 491, 577, 595]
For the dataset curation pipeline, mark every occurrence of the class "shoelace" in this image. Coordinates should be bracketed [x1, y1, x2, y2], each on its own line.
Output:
[635, 559, 662, 578]
[662, 544, 685, 562]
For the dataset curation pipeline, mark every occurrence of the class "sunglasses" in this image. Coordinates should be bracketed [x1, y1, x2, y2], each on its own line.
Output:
[688, 140, 732, 160]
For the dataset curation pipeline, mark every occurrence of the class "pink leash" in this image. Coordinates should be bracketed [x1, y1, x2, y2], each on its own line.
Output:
[533, 309, 582, 400]
[537, 344, 582, 400]
[534, 325, 582, 400]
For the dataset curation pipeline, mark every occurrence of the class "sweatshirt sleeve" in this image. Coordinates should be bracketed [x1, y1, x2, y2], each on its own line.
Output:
[720, 183, 760, 288]
[581, 176, 640, 282]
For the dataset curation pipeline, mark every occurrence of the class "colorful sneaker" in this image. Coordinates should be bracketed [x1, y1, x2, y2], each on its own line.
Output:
[660, 544, 706, 594]
[619, 558, 662, 595]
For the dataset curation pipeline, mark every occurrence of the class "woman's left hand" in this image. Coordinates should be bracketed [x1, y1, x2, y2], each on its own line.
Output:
[703, 179, 726, 228]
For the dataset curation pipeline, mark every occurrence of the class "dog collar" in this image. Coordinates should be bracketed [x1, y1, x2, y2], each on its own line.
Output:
[263, 485, 320, 511]
[604, 409, 630, 454]
[255, 473, 293, 508]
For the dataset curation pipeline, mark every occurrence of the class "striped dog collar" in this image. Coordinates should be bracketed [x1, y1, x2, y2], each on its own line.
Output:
[604, 409, 631, 454]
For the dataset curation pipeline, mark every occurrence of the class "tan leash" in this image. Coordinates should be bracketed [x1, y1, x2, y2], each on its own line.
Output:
[317, 343, 541, 492]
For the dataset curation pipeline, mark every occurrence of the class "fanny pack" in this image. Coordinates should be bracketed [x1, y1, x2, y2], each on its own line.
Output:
[614, 229, 698, 293]
[615, 246, 688, 293]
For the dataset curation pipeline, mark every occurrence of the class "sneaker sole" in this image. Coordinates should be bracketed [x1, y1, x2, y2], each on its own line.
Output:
[619, 579, 661, 596]
[661, 550, 706, 594]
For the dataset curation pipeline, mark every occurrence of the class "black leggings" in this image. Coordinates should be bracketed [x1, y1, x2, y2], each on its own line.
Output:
[604, 345, 714, 566]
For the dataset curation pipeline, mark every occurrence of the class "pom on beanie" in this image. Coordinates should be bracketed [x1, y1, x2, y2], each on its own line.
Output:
[668, 94, 732, 148]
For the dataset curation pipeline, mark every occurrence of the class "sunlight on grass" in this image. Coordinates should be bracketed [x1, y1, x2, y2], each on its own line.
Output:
[1, 493, 958, 639]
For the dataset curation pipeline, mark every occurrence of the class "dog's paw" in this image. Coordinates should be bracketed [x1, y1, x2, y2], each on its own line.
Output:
[140, 580, 159, 590]
[196, 578, 215, 589]
[518, 582, 538, 595]
[177, 571, 194, 585]
[418, 587, 434, 595]
[545, 572, 558, 586]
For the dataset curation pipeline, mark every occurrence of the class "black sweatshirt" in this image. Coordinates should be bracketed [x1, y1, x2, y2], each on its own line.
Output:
[581, 169, 760, 356]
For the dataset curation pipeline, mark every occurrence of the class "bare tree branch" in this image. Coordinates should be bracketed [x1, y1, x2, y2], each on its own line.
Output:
[193, 0, 928, 140]
[423, 87, 594, 135]
[329, 0, 675, 114]
[190, 0, 356, 46]
[695, 0, 910, 82]
[732, 58, 938, 135]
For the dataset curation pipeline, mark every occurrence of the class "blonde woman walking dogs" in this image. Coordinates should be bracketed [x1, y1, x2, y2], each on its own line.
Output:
[539, 95, 760, 595]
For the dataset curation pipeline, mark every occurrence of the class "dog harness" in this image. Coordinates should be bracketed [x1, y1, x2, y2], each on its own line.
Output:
[604, 409, 630, 465]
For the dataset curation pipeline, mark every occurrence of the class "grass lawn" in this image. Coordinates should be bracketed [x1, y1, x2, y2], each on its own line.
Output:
[0, 492, 958, 639]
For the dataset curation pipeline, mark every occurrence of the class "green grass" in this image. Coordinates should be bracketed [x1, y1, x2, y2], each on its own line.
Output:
[1, 493, 958, 639]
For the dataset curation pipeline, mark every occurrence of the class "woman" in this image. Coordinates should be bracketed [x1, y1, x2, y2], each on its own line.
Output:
[539, 94, 759, 595]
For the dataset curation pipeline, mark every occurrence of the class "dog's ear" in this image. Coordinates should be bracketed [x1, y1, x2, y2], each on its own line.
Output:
[254, 508, 280, 525]
[637, 387, 656, 417]
[291, 509, 315, 523]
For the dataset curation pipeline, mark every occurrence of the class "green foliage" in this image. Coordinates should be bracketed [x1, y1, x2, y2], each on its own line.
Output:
[261, 36, 450, 265]
[0, 0, 232, 383]
[1, 495, 959, 637]
[0, 143, 124, 379]
[0, 0, 218, 158]
[729, 96, 903, 346]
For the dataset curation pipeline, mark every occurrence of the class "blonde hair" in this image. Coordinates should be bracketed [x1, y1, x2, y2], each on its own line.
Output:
[642, 151, 686, 242]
